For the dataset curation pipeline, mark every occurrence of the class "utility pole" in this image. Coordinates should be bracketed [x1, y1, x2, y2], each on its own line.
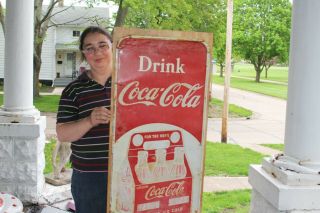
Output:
[221, 0, 233, 143]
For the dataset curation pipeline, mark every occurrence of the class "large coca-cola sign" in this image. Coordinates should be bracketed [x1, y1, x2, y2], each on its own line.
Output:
[109, 28, 212, 213]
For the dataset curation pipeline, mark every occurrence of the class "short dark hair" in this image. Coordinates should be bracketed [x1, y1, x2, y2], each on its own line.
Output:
[79, 26, 112, 61]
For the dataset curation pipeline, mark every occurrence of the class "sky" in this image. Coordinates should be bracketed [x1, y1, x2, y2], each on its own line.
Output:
[0, 0, 118, 16]
[0, 0, 292, 11]
[0, 0, 111, 7]
[0, 0, 293, 7]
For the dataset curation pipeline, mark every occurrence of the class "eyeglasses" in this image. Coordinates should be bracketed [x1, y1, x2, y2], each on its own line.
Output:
[82, 42, 111, 55]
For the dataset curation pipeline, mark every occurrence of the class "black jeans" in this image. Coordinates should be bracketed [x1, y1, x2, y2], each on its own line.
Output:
[71, 170, 108, 213]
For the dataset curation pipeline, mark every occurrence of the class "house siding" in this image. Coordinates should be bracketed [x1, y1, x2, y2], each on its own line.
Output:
[0, 6, 111, 82]
[56, 26, 83, 74]
[0, 26, 56, 81]
[56, 26, 82, 44]
[40, 26, 56, 80]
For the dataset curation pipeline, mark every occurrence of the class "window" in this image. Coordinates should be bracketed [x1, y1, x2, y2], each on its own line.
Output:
[73, 30, 80, 37]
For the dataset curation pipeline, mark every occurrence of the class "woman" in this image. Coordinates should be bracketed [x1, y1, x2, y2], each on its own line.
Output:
[56, 26, 112, 213]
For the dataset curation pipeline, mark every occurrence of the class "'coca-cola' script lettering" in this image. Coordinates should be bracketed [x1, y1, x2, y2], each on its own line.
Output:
[145, 181, 185, 200]
[118, 81, 203, 108]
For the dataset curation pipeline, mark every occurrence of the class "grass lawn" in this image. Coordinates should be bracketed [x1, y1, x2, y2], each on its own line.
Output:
[205, 142, 265, 176]
[232, 63, 288, 83]
[44, 139, 71, 174]
[43, 140, 266, 177]
[209, 98, 252, 118]
[34, 95, 60, 112]
[0, 94, 252, 119]
[44, 139, 55, 174]
[39, 85, 56, 93]
[202, 189, 251, 213]
[213, 76, 288, 99]
[0, 84, 55, 93]
[0, 95, 60, 113]
[261, 144, 284, 151]
[43, 141, 257, 211]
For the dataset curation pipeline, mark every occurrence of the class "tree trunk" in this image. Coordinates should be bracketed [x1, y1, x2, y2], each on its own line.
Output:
[265, 68, 268, 78]
[33, 15, 46, 97]
[219, 64, 224, 77]
[33, 47, 42, 97]
[33, 0, 57, 97]
[265, 65, 271, 79]
[255, 69, 262, 82]
[114, 0, 128, 28]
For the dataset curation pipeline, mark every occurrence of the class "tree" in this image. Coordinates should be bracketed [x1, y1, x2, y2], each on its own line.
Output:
[211, 0, 227, 77]
[121, 0, 223, 32]
[233, 0, 291, 82]
[36, 0, 113, 97]
[101, 0, 227, 71]
[104, 0, 227, 79]
[0, 2, 4, 35]
[113, 0, 128, 28]
[116, 0, 192, 30]
[264, 57, 277, 78]
[1, 0, 100, 97]
[123, 0, 226, 78]
[101, 0, 224, 32]
[1, 0, 77, 97]
[3, 0, 227, 94]
[34, 0, 63, 97]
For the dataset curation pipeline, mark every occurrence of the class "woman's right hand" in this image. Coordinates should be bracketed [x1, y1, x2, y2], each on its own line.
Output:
[89, 107, 111, 127]
[56, 107, 111, 142]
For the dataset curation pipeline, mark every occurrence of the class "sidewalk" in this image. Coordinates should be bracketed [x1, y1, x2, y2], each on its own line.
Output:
[0, 87, 64, 96]
[207, 84, 286, 156]
[31, 83, 286, 212]
[41, 87, 64, 96]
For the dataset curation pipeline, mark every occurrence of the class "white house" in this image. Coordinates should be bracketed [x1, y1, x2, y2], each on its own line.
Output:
[0, 5, 111, 86]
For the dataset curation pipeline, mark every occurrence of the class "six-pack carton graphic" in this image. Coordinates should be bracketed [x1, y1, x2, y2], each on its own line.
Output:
[116, 130, 192, 212]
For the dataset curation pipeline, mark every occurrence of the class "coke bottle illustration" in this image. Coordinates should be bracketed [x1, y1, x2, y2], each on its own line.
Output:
[152, 148, 169, 182]
[135, 151, 152, 184]
[170, 147, 187, 179]
[116, 159, 134, 212]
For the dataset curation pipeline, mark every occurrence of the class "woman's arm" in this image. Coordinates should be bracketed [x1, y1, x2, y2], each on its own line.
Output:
[56, 107, 111, 142]
[56, 117, 93, 142]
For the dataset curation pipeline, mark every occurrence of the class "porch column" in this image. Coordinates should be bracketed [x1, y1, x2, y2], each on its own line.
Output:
[1, 0, 38, 120]
[284, 1, 320, 170]
[0, 0, 46, 203]
[249, 1, 320, 212]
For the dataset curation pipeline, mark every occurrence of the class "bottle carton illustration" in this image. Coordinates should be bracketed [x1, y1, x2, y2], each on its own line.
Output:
[115, 130, 192, 212]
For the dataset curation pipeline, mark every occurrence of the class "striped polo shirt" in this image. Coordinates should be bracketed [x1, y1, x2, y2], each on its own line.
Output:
[57, 72, 111, 172]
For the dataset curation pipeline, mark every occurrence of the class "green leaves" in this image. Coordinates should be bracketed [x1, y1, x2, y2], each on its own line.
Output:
[233, 0, 291, 81]
[107, 0, 223, 32]
[103, 0, 291, 83]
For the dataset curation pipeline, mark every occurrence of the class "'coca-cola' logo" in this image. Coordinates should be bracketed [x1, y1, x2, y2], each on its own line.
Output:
[118, 81, 203, 108]
[145, 181, 185, 200]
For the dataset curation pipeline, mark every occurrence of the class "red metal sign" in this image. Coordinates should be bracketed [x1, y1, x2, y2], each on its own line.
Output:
[109, 30, 211, 213]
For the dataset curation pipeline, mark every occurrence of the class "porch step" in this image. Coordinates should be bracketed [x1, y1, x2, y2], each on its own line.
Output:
[53, 78, 73, 87]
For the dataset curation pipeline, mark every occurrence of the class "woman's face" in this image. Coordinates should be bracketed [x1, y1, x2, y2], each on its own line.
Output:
[82, 32, 112, 73]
